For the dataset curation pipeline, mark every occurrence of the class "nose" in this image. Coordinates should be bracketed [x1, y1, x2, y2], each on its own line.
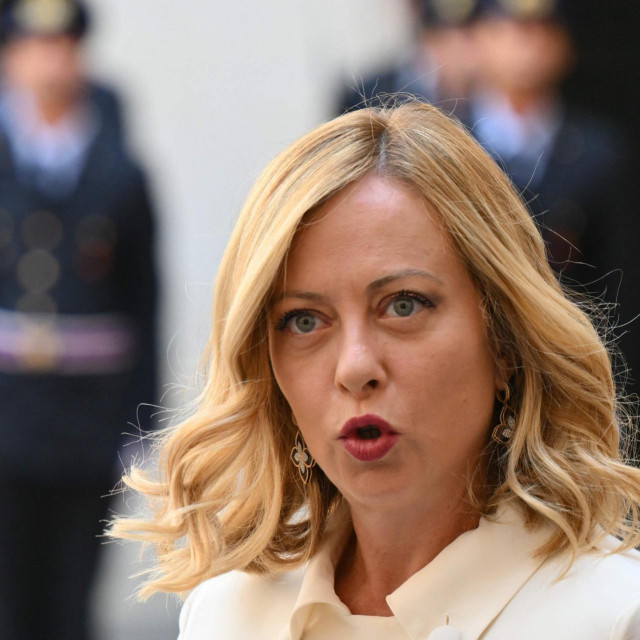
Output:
[334, 325, 387, 398]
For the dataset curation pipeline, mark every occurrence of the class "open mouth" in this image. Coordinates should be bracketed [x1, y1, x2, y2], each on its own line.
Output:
[356, 426, 382, 440]
[339, 414, 399, 462]
[339, 414, 396, 440]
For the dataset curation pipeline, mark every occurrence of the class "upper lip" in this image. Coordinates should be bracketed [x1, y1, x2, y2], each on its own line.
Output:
[339, 414, 397, 438]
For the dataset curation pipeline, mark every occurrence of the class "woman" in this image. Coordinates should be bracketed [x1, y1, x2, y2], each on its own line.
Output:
[112, 103, 640, 639]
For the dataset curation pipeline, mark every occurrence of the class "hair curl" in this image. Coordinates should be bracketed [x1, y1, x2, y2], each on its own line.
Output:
[110, 102, 640, 598]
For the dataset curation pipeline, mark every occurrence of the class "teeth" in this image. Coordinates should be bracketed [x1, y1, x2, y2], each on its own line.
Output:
[356, 426, 381, 440]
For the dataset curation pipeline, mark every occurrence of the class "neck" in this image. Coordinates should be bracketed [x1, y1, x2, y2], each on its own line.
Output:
[35, 94, 76, 125]
[503, 88, 555, 115]
[335, 490, 480, 616]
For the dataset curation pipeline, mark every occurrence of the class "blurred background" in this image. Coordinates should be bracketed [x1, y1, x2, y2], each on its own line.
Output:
[0, 0, 637, 638]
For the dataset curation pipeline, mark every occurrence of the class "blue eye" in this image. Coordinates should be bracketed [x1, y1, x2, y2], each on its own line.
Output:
[390, 297, 415, 317]
[385, 292, 430, 318]
[291, 313, 318, 334]
[276, 310, 321, 334]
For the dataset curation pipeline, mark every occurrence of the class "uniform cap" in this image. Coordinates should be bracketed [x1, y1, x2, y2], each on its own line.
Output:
[419, 0, 479, 28]
[476, 0, 569, 23]
[0, 0, 89, 41]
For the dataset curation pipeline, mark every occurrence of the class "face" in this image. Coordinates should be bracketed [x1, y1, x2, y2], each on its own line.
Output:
[2, 34, 84, 101]
[268, 174, 503, 513]
[473, 18, 573, 94]
[421, 27, 479, 97]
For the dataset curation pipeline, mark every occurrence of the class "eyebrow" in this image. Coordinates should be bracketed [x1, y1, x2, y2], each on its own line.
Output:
[366, 268, 444, 292]
[276, 268, 443, 304]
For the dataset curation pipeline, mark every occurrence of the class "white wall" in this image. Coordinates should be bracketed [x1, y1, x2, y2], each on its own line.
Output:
[84, 0, 412, 394]
[85, 2, 413, 637]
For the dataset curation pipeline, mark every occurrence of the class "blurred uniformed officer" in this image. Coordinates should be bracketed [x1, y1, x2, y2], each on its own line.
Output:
[337, 0, 480, 119]
[0, 0, 158, 637]
[470, 0, 640, 426]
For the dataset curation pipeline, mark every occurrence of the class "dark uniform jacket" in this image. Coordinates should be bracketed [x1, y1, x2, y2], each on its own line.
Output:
[0, 85, 157, 482]
[481, 107, 638, 396]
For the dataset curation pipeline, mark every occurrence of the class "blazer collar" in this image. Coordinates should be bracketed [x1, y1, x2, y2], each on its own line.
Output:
[386, 504, 551, 639]
[285, 519, 353, 639]
[283, 504, 551, 640]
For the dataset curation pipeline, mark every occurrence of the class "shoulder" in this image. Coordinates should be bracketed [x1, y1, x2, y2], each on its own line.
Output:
[86, 133, 149, 199]
[178, 568, 304, 640]
[545, 539, 640, 596]
[490, 540, 640, 639]
[554, 107, 630, 172]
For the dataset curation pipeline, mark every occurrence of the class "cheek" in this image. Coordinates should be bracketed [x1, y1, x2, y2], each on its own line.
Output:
[391, 328, 496, 431]
[269, 336, 332, 420]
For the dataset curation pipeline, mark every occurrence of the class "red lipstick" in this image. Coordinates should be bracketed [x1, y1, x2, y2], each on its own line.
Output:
[339, 414, 399, 462]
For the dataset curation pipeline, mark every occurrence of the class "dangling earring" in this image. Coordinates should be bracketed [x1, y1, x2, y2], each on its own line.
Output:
[290, 416, 316, 484]
[492, 386, 516, 446]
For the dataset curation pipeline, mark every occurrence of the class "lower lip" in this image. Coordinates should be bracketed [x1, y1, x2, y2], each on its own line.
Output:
[340, 433, 399, 462]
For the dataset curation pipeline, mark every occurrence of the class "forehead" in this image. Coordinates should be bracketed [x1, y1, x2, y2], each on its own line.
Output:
[274, 174, 475, 299]
[7, 33, 78, 52]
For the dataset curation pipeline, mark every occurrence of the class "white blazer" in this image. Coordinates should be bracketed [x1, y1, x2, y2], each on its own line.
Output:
[178, 507, 640, 640]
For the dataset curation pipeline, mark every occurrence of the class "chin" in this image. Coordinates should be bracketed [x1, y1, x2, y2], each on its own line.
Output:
[338, 467, 417, 510]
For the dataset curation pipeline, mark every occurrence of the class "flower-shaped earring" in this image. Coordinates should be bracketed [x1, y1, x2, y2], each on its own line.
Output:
[290, 431, 316, 485]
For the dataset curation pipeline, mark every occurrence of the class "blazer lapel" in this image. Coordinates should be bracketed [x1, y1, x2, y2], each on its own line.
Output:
[387, 505, 552, 639]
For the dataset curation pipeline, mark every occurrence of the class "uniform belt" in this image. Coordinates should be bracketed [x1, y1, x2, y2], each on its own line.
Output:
[0, 308, 136, 375]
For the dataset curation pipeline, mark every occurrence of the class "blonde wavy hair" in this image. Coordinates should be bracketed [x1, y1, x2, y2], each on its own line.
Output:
[111, 102, 640, 598]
